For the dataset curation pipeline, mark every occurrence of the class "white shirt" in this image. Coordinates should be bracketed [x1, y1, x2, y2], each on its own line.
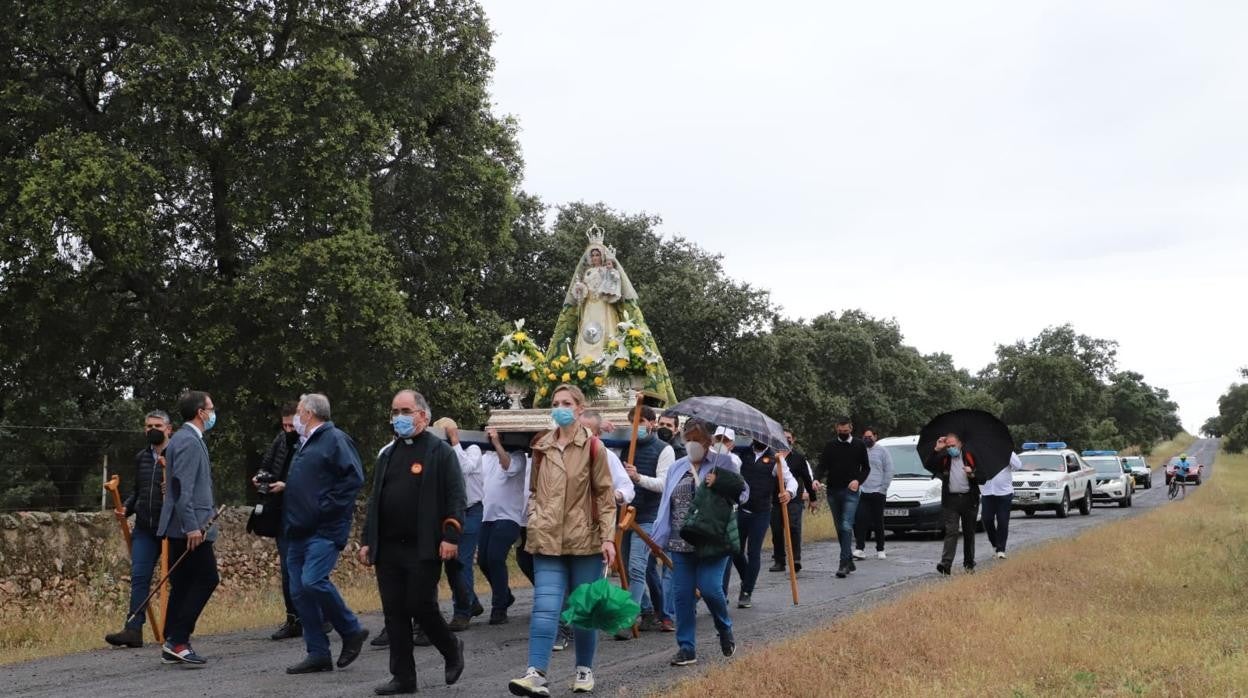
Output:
[482, 450, 528, 524]
[775, 455, 800, 497]
[451, 443, 484, 508]
[982, 452, 1024, 497]
[606, 449, 635, 504]
[948, 454, 971, 493]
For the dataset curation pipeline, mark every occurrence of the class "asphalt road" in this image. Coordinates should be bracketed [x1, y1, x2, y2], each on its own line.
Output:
[3, 439, 1220, 697]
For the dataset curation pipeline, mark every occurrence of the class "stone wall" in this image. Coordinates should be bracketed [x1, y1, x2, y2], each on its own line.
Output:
[0, 504, 372, 613]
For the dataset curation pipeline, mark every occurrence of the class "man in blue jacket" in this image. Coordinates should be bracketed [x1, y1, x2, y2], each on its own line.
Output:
[283, 393, 370, 675]
[156, 391, 220, 666]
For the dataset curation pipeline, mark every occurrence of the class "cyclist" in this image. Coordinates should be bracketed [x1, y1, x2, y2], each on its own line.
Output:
[1175, 454, 1192, 482]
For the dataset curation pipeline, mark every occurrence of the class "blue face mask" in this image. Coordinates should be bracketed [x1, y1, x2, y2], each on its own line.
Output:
[202, 409, 217, 432]
[637, 426, 649, 439]
[551, 407, 577, 427]
[391, 414, 416, 438]
[947, 446, 962, 458]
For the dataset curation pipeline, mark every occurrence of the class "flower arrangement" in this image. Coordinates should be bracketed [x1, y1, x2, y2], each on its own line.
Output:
[543, 340, 606, 401]
[605, 313, 661, 381]
[490, 320, 548, 396]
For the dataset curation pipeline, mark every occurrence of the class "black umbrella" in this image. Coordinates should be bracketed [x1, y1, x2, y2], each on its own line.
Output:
[664, 396, 788, 451]
[917, 409, 1015, 484]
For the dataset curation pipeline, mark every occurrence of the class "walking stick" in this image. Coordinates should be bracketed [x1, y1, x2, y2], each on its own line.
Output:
[158, 454, 170, 637]
[775, 455, 799, 605]
[612, 506, 640, 637]
[104, 476, 164, 640]
[125, 505, 227, 628]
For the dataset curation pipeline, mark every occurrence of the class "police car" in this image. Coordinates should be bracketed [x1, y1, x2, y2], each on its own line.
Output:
[1012, 442, 1095, 518]
[1082, 450, 1135, 507]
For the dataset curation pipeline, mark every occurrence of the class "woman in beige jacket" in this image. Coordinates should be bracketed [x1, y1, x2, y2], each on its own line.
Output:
[509, 384, 617, 697]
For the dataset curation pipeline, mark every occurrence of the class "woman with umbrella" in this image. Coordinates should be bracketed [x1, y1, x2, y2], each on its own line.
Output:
[508, 384, 618, 697]
[650, 417, 747, 667]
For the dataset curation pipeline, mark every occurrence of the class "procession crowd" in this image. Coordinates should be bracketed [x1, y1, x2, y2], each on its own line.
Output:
[107, 385, 1003, 696]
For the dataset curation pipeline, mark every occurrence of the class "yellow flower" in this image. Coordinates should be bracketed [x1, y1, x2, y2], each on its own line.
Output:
[547, 372, 557, 381]
[594, 376, 605, 386]
[496, 369, 508, 380]
[614, 358, 629, 369]
[512, 331, 528, 342]
[494, 352, 505, 361]
[607, 340, 619, 350]
[579, 355, 595, 366]
[628, 328, 642, 338]
[538, 386, 548, 396]
[577, 370, 587, 379]
[561, 372, 571, 382]
[631, 346, 644, 356]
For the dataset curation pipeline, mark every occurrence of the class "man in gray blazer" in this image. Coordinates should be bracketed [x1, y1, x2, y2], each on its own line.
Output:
[156, 390, 221, 666]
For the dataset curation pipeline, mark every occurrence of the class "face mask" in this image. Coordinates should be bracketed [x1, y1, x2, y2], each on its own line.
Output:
[146, 429, 166, 446]
[637, 426, 649, 439]
[752, 441, 767, 452]
[686, 441, 706, 463]
[947, 446, 962, 458]
[551, 407, 576, 427]
[202, 409, 217, 432]
[838, 433, 851, 442]
[391, 414, 416, 438]
[712, 442, 730, 455]
[862, 436, 876, 448]
[284, 429, 300, 447]
[656, 427, 674, 443]
[292, 412, 306, 437]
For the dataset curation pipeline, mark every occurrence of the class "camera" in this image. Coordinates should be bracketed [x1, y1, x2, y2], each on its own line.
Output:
[255, 469, 277, 495]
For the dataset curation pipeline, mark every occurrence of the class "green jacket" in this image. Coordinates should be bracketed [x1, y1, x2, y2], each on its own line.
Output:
[679, 468, 745, 558]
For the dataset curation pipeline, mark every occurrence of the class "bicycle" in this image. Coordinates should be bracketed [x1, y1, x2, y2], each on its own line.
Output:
[1168, 470, 1189, 500]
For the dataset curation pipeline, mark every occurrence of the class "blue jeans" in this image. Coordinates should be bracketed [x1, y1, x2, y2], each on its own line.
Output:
[528, 554, 601, 672]
[829, 487, 860, 565]
[645, 551, 667, 621]
[661, 563, 675, 620]
[276, 533, 297, 621]
[477, 519, 522, 613]
[627, 522, 656, 613]
[672, 552, 732, 655]
[728, 508, 772, 595]
[125, 526, 162, 630]
[287, 535, 363, 658]
[452, 502, 483, 618]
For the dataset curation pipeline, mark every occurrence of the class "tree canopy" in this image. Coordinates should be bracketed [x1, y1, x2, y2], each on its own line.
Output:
[0, 1, 1183, 510]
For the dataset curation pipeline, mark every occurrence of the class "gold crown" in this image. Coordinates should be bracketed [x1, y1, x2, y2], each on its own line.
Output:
[586, 224, 605, 245]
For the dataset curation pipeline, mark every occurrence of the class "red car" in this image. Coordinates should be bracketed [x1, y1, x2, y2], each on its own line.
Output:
[1165, 456, 1202, 486]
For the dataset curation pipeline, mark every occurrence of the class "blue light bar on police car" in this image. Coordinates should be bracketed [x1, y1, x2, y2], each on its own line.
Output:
[1081, 450, 1118, 457]
[1021, 441, 1068, 451]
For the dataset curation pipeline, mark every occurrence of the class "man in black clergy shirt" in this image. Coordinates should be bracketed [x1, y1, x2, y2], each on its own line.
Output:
[818, 418, 870, 579]
[359, 390, 467, 695]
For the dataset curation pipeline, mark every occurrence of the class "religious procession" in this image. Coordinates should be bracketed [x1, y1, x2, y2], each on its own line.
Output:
[96, 228, 1033, 697]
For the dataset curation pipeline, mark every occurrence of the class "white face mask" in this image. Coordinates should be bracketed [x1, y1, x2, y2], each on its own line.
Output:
[712, 442, 731, 455]
[687, 441, 707, 464]
[293, 412, 307, 438]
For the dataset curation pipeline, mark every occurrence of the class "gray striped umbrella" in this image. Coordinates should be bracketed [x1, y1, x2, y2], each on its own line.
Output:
[665, 395, 789, 451]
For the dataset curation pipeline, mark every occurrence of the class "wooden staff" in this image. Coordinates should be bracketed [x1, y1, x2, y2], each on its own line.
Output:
[775, 452, 799, 605]
[126, 505, 227, 628]
[104, 475, 164, 640]
[613, 505, 638, 638]
[157, 455, 170, 638]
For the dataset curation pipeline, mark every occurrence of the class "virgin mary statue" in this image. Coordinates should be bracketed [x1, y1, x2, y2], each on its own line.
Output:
[546, 226, 678, 406]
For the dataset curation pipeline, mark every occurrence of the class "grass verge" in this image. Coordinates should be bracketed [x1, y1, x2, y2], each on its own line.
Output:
[667, 444, 1246, 697]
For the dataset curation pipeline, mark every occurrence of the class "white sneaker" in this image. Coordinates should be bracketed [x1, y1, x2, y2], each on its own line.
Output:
[852, 549, 866, 560]
[996, 551, 1007, 560]
[572, 666, 595, 693]
[509, 667, 550, 697]
[877, 551, 887, 560]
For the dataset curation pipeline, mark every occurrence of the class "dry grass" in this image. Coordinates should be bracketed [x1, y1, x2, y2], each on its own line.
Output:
[0, 558, 530, 666]
[668, 444, 1248, 697]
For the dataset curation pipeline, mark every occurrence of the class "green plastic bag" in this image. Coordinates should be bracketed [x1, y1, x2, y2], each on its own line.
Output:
[560, 577, 642, 634]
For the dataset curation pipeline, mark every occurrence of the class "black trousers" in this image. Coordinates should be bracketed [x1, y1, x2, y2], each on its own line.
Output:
[376, 545, 457, 682]
[516, 527, 535, 585]
[164, 538, 219, 645]
[941, 493, 978, 568]
[769, 498, 804, 564]
[854, 491, 887, 552]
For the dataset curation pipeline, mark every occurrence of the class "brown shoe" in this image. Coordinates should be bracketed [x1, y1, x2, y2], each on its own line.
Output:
[448, 615, 471, 632]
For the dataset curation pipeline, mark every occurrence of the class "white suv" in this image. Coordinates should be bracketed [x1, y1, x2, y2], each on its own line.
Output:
[1012, 442, 1095, 518]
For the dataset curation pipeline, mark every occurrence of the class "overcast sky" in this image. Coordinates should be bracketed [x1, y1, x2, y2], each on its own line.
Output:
[480, 0, 1246, 432]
